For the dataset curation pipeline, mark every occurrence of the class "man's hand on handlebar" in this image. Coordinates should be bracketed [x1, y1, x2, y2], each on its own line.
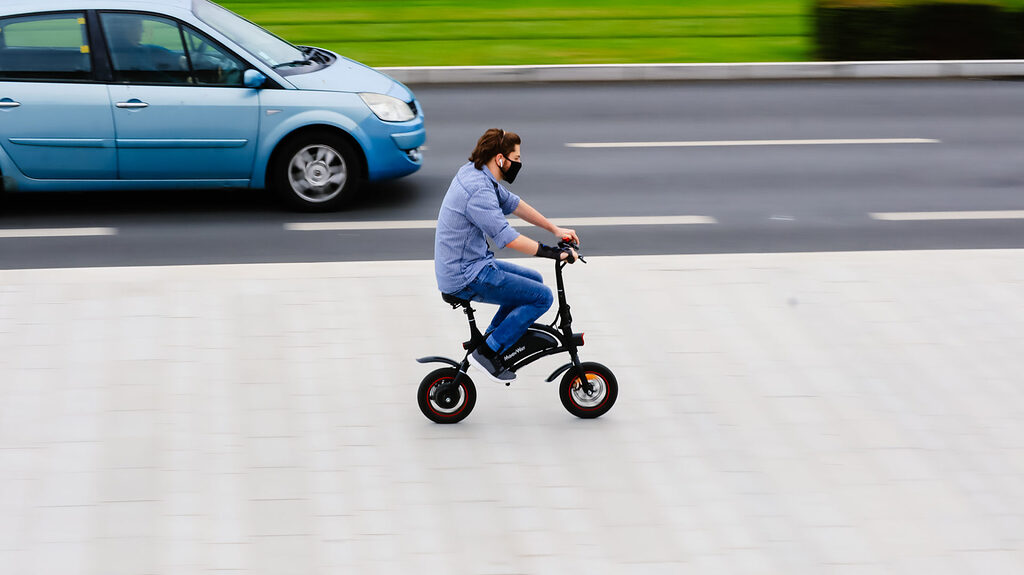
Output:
[554, 227, 580, 263]
[536, 239, 582, 263]
[554, 227, 579, 245]
[556, 238, 584, 264]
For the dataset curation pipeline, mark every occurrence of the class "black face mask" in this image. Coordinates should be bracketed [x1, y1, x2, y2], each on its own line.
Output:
[502, 158, 522, 184]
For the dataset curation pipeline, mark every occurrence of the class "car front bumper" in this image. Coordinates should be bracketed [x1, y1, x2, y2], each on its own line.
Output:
[365, 120, 426, 181]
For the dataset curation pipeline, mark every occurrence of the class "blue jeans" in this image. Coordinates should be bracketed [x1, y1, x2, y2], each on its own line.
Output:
[452, 259, 554, 354]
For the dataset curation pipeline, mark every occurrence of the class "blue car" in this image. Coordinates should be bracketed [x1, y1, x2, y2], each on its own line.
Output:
[0, 0, 425, 211]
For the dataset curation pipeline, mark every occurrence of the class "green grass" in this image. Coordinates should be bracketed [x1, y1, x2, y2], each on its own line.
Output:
[1, 14, 88, 48]
[217, 0, 813, 66]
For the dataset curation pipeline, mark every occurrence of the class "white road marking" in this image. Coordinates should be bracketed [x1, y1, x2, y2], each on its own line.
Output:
[871, 210, 1024, 221]
[566, 138, 941, 148]
[285, 215, 716, 232]
[510, 215, 717, 227]
[286, 220, 438, 231]
[0, 227, 118, 238]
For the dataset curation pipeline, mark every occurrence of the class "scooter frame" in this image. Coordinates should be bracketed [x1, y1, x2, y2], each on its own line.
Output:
[417, 245, 595, 398]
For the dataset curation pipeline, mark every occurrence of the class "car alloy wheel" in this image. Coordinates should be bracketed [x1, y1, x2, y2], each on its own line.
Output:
[287, 144, 348, 204]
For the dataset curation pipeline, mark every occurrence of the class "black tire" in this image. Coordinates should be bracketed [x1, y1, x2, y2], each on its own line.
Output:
[271, 130, 362, 212]
[417, 368, 477, 424]
[559, 362, 618, 419]
[0, 171, 7, 212]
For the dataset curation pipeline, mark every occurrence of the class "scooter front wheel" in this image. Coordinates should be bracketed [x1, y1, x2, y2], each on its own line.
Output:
[559, 362, 618, 419]
[418, 368, 477, 424]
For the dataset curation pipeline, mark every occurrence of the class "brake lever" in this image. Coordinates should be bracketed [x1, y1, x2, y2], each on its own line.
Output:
[558, 239, 585, 264]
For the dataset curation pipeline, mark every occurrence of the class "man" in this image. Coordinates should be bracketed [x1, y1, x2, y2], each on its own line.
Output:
[435, 129, 579, 383]
[103, 14, 187, 82]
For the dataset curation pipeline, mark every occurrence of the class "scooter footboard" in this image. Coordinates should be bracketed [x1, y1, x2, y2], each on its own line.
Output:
[503, 324, 565, 371]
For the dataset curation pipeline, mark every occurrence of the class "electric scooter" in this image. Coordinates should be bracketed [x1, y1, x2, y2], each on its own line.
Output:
[416, 240, 618, 424]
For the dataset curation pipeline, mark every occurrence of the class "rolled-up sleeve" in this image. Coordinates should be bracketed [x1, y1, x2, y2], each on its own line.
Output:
[499, 188, 521, 215]
[465, 185, 520, 249]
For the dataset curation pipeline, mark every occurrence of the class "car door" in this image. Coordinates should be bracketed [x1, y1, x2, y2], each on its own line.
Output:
[0, 11, 116, 179]
[99, 12, 259, 181]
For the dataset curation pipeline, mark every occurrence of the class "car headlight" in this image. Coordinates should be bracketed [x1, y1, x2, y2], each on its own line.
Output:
[359, 93, 415, 122]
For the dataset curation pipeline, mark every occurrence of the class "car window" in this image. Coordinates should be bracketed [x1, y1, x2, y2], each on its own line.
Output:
[0, 12, 92, 81]
[101, 13, 190, 85]
[192, 0, 304, 68]
[182, 27, 246, 86]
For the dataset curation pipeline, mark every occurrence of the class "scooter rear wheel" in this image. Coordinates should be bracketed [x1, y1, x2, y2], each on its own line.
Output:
[418, 367, 477, 424]
[559, 362, 618, 419]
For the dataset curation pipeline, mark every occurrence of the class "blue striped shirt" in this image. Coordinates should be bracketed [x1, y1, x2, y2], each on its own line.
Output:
[434, 162, 521, 293]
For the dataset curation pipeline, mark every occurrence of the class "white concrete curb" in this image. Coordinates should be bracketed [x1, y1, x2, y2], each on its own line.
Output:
[381, 60, 1024, 84]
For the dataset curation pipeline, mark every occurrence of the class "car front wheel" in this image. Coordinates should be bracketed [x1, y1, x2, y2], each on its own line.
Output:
[272, 131, 361, 211]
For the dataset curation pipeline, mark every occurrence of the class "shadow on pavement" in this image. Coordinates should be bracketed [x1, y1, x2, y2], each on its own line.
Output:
[0, 180, 425, 223]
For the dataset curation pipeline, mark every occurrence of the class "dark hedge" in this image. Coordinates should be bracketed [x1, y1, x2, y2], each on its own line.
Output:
[815, 2, 1024, 59]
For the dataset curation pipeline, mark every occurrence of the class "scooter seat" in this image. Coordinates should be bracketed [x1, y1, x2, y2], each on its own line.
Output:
[441, 293, 471, 308]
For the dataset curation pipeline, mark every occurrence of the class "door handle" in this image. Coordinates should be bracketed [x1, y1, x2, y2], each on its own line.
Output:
[0, 99, 21, 109]
[116, 100, 149, 109]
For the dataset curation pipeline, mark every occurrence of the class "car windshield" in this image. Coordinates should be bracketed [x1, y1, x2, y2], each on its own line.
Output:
[192, 0, 305, 68]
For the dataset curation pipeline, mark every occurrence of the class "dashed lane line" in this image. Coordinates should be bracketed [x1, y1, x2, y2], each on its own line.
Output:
[566, 138, 941, 149]
[284, 215, 717, 232]
[871, 210, 1024, 221]
[6, 210, 1018, 241]
[0, 227, 118, 239]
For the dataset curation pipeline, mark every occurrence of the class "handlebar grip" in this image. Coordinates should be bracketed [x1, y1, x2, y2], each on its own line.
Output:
[556, 239, 584, 264]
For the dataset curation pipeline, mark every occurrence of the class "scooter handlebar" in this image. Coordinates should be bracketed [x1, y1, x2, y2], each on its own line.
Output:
[557, 239, 586, 264]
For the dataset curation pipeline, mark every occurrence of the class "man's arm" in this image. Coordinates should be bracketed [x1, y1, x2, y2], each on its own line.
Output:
[506, 235, 541, 257]
[513, 200, 580, 244]
[507, 235, 578, 261]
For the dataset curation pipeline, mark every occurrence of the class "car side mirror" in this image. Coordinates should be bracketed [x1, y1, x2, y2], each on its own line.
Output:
[243, 69, 267, 89]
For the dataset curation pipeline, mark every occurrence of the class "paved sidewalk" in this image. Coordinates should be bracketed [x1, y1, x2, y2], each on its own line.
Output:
[2, 250, 1023, 574]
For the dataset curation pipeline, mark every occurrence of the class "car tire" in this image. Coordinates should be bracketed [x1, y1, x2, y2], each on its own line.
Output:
[271, 131, 362, 212]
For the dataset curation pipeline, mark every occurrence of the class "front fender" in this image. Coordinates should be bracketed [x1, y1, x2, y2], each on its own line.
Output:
[251, 94, 374, 189]
[546, 363, 575, 383]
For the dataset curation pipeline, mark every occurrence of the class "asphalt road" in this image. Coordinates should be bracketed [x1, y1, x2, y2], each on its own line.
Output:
[2, 79, 1023, 270]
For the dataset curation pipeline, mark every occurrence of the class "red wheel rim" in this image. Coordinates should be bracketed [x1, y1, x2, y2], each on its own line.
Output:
[569, 372, 608, 410]
[428, 377, 468, 417]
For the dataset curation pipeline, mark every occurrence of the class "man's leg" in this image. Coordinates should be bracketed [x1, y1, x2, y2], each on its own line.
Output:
[485, 260, 546, 334]
[460, 262, 553, 383]
[469, 263, 553, 354]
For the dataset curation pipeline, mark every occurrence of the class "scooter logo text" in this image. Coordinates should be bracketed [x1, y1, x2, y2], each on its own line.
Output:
[503, 346, 527, 361]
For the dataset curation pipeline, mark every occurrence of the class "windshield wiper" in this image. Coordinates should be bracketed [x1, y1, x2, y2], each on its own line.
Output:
[272, 57, 315, 69]
[307, 47, 330, 64]
[272, 47, 329, 69]
[299, 45, 332, 63]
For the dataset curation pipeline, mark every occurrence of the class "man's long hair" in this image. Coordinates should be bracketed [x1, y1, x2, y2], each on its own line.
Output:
[469, 128, 520, 170]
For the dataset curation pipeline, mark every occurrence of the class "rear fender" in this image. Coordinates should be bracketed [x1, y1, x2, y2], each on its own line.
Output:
[0, 145, 20, 192]
[416, 356, 460, 369]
